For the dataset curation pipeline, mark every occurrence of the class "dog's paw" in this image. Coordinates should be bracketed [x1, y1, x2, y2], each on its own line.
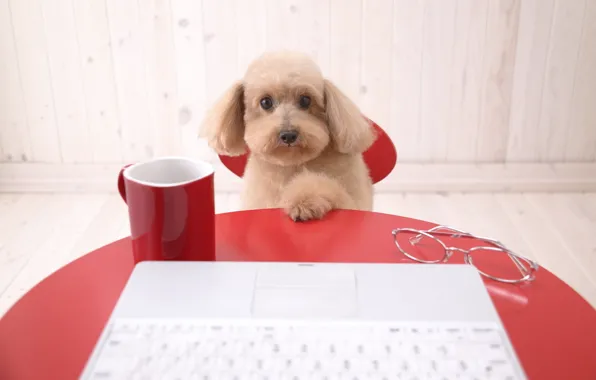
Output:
[284, 193, 333, 222]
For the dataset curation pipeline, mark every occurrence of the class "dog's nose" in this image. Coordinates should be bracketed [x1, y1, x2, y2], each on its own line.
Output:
[279, 130, 298, 145]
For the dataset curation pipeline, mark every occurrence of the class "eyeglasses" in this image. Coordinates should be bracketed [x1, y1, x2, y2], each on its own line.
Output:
[391, 225, 539, 284]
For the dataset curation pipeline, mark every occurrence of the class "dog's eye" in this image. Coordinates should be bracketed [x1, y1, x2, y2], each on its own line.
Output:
[260, 96, 273, 110]
[298, 95, 311, 109]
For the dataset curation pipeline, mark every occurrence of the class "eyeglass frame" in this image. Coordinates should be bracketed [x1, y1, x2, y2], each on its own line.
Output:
[391, 225, 539, 284]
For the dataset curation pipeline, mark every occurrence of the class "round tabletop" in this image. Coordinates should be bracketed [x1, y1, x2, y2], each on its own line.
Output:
[1, 209, 595, 380]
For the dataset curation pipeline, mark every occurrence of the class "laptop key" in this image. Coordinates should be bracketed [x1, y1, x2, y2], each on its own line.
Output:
[85, 320, 523, 380]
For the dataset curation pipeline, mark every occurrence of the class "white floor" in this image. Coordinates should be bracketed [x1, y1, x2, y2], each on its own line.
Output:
[1, 192, 596, 317]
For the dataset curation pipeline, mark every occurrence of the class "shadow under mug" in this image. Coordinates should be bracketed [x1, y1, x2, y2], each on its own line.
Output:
[117, 157, 215, 264]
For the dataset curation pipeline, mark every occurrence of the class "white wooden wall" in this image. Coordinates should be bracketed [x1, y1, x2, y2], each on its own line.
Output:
[1, 0, 595, 165]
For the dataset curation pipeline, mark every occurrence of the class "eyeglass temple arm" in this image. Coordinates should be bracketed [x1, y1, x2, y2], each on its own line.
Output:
[509, 254, 532, 276]
[410, 226, 507, 248]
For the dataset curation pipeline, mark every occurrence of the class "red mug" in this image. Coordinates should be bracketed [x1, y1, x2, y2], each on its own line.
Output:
[117, 157, 215, 263]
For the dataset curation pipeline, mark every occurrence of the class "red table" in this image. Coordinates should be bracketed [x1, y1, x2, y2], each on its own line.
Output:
[1, 209, 595, 380]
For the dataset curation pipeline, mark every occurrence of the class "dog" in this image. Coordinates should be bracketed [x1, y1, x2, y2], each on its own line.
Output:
[200, 51, 376, 221]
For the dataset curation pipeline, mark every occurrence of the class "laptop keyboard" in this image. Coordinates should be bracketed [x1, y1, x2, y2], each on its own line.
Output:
[85, 319, 522, 380]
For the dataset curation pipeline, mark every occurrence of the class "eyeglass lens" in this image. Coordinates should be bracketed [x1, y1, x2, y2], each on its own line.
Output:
[397, 232, 445, 263]
[468, 248, 532, 282]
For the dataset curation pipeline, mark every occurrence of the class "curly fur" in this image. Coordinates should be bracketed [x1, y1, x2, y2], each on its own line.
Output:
[200, 51, 376, 221]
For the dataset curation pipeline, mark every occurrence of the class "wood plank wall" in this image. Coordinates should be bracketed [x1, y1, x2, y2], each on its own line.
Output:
[0, 0, 594, 165]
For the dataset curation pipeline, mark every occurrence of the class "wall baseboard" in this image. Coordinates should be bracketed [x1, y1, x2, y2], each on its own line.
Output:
[0, 162, 595, 193]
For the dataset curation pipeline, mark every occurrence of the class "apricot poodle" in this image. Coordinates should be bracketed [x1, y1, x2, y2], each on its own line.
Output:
[200, 51, 376, 221]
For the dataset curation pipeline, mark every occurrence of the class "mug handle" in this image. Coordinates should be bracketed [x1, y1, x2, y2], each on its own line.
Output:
[117, 164, 133, 203]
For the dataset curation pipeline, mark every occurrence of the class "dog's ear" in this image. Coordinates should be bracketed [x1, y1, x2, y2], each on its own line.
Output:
[324, 79, 376, 154]
[200, 81, 247, 156]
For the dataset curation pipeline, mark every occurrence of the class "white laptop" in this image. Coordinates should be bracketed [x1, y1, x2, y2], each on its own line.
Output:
[80, 261, 527, 379]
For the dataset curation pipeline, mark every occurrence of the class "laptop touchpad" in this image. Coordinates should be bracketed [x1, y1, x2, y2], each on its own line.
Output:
[252, 264, 357, 318]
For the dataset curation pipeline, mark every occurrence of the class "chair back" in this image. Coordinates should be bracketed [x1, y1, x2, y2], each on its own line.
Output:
[218, 117, 397, 184]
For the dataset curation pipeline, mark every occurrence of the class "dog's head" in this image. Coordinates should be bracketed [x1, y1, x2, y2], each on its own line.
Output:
[200, 51, 376, 166]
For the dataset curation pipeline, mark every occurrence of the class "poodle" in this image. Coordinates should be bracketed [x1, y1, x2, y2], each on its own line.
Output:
[200, 51, 376, 221]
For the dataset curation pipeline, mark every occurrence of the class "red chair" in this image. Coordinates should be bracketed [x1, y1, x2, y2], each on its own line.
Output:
[218, 117, 397, 184]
